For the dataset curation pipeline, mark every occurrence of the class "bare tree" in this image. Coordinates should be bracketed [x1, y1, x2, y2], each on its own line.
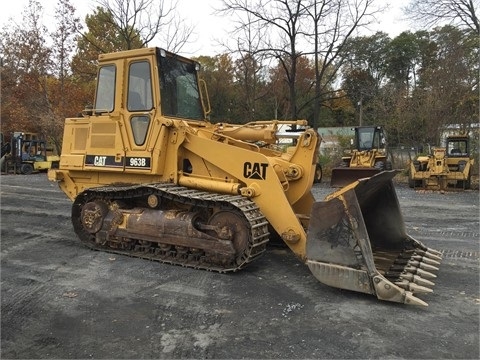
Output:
[229, 11, 270, 120]
[220, 0, 379, 123]
[302, 0, 380, 127]
[95, 0, 194, 51]
[38, 0, 83, 154]
[52, 0, 81, 79]
[404, 0, 480, 34]
[221, 0, 309, 120]
[52, 0, 81, 111]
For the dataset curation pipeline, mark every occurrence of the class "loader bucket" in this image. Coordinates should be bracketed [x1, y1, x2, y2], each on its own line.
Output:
[307, 170, 442, 306]
[330, 167, 381, 187]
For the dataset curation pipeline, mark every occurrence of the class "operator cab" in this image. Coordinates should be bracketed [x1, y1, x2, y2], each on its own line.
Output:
[355, 126, 386, 151]
[446, 136, 469, 157]
[90, 47, 210, 153]
[94, 48, 205, 120]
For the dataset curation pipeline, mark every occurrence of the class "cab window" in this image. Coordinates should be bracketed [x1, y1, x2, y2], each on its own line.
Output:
[447, 139, 468, 156]
[358, 128, 373, 150]
[95, 65, 116, 112]
[128, 61, 153, 112]
[130, 116, 150, 146]
[159, 55, 203, 120]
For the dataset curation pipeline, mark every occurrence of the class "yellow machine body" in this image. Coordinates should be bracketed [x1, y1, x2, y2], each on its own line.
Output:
[1, 132, 60, 174]
[409, 135, 474, 190]
[331, 126, 391, 187]
[49, 47, 442, 306]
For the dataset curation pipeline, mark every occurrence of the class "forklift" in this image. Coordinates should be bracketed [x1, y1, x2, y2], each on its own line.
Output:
[2, 132, 60, 174]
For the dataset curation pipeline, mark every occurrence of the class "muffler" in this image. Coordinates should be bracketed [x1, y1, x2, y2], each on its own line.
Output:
[306, 170, 442, 306]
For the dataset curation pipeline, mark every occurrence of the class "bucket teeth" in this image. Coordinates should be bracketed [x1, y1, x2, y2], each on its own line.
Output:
[415, 267, 437, 279]
[390, 265, 437, 279]
[416, 249, 443, 261]
[404, 292, 429, 307]
[403, 273, 435, 287]
[426, 247, 443, 257]
[385, 271, 436, 288]
[420, 269, 438, 280]
[375, 251, 441, 268]
[373, 246, 442, 304]
[396, 259, 440, 272]
[394, 280, 433, 294]
[409, 255, 441, 266]
[394, 253, 441, 266]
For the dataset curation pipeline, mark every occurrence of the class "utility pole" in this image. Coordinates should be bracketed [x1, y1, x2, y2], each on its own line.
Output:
[358, 93, 363, 126]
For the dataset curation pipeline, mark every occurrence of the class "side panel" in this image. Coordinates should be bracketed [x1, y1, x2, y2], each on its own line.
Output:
[83, 119, 126, 172]
[59, 119, 90, 170]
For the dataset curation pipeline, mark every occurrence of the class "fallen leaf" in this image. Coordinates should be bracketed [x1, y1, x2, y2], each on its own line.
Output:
[62, 292, 78, 298]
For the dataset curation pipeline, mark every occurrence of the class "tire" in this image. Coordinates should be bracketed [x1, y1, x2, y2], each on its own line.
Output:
[385, 161, 393, 170]
[20, 163, 34, 175]
[461, 172, 471, 189]
[408, 168, 421, 188]
[465, 175, 471, 190]
[408, 170, 415, 188]
[457, 162, 471, 189]
[313, 163, 322, 184]
[374, 161, 384, 170]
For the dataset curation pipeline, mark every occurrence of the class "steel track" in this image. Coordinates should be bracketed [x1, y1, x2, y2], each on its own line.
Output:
[72, 183, 270, 272]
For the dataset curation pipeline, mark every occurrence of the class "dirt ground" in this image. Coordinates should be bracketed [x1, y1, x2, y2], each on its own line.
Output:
[1, 174, 479, 359]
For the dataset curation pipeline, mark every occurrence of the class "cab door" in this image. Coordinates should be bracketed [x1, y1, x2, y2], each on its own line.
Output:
[123, 59, 155, 173]
[84, 63, 126, 173]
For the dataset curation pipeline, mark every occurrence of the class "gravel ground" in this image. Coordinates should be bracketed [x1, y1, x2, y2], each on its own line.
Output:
[1, 173, 479, 359]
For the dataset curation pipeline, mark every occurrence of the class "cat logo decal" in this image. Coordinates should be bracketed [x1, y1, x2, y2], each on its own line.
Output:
[243, 162, 268, 180]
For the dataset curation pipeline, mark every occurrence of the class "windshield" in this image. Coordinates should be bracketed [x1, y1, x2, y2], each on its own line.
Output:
[447, 138, 468, 157]
[158, 53, 203, 120]
[356, 127, 386, 150]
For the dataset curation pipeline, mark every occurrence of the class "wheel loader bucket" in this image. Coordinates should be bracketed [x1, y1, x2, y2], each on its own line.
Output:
[330, 167, 381, 187]
[307, 170, 442, 306]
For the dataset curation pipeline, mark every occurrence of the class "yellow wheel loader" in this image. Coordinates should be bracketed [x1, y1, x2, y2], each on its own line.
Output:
[409, 135, 474, 191]
[330, 126, 392, 187]
[49, 47, 442, 306]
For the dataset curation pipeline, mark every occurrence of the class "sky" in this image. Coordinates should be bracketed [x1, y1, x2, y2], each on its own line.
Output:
[0, 0, 410, 57]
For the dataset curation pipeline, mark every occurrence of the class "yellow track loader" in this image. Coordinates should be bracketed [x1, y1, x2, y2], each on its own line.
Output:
[409, 135, 474, 190]
[49, 47, 441, 306]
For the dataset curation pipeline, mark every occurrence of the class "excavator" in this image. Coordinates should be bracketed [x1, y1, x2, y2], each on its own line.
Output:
[330, 126, 392, 187]
[49, 47, 442, 306]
